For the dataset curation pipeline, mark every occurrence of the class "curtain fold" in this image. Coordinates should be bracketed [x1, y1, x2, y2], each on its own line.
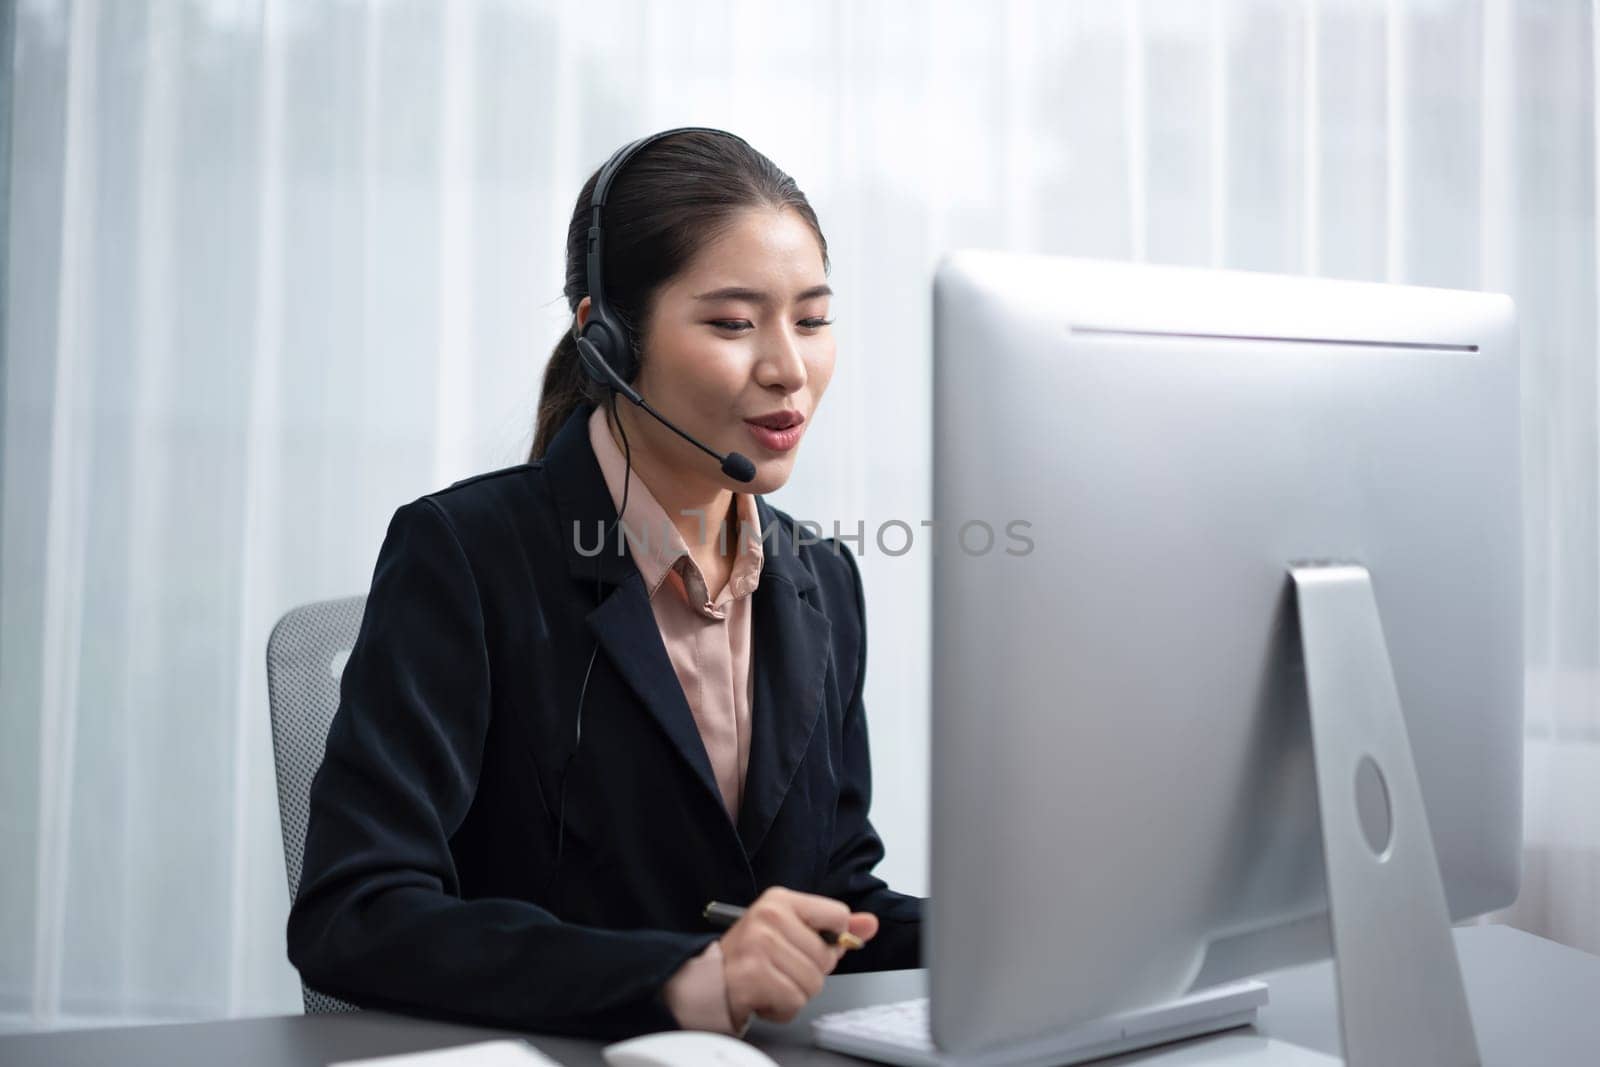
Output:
[3, 0, 1596, 1028]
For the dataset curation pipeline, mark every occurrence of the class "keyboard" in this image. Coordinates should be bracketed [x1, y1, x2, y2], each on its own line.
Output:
[812, 998, 939, 1064]
[811, 979, 1270, 1067]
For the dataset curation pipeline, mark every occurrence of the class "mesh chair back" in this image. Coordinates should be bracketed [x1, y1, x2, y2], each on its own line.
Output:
[266, 594, 368, 1015]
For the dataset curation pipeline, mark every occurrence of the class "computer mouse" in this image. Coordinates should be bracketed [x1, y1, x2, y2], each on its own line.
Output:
[601, 1030, 780, 1067]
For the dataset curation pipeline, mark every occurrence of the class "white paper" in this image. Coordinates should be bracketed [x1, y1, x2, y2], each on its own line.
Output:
[327, 1038, 566, 1067]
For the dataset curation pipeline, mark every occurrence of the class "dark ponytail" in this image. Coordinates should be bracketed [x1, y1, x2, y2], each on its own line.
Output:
[531, 330, 596, 462]
[527, 129, 829, 461]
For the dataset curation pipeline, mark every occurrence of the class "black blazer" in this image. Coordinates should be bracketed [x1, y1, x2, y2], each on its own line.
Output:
[287, 402, 924, 1039]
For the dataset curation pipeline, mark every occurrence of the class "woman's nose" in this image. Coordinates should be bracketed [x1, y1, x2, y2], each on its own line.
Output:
[757, 328, 808, 392]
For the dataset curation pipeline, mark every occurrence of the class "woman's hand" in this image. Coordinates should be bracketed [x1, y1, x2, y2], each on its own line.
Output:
[719, 886, 880, 1028]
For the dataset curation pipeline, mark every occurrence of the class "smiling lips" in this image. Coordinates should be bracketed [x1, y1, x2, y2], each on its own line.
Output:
[744, 410, 806, 452]
[746, 410, 805, 430]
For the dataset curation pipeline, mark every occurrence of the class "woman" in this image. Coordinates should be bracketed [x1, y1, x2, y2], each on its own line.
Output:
[287, 127, 923, 1041]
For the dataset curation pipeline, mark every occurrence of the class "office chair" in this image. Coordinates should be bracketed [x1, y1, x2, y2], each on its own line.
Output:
[265, 594, 367, 1015]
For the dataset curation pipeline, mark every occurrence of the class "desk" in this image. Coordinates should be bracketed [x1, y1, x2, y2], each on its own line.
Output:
[2, 926, 1595, 1066]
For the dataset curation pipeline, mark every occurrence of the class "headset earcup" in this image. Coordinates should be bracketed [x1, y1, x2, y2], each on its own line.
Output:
[578, 316, 633, 387]
[609, 338, 637, 384]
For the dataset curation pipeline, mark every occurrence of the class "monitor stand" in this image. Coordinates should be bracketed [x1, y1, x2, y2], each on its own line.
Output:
[1289, 561, 1481, 1066]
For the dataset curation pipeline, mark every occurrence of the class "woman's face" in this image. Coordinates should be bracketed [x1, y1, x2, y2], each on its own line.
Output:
[581, 205, 836, 497]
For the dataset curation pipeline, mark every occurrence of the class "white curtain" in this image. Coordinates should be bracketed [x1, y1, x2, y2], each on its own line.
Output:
[3, 0, 1596, 1030]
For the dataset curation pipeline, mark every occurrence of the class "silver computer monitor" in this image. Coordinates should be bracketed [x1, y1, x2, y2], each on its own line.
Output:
[927, 252, 1522, 1055]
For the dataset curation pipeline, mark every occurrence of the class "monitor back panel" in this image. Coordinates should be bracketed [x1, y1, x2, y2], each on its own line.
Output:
[928, 252, 1521, 1055]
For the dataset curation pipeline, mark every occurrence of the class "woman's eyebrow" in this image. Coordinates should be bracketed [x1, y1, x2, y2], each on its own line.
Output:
[693, 284, 833, 304]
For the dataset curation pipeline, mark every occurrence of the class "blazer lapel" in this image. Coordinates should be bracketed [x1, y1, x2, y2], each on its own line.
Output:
[737, 498, 831, 861]
[545, 404, 834, 863]
[585, 572, 728, 817]
[545, 405, 730, 827]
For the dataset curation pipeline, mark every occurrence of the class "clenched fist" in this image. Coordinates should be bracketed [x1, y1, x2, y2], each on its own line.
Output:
[719, 887, 880, 1028]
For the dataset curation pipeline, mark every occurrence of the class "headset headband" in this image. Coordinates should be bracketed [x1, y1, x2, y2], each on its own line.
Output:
[583, 126, 750, 327]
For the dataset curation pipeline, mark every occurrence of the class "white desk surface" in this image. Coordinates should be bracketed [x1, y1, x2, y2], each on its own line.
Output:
[1, 925, 1594, 1065]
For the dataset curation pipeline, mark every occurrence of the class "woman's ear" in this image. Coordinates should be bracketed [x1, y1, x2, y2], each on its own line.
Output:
[574, 295, 592, 333]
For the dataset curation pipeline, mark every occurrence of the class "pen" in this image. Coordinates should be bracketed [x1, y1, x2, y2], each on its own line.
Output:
[702, 900, 865, 951]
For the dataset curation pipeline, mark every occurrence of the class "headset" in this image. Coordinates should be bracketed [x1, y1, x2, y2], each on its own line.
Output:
[549, 127, 758, 896]
[572, 125, 758, 484]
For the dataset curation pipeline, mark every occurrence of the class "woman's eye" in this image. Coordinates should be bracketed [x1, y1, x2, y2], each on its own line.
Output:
[707, 317, 833, 332]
